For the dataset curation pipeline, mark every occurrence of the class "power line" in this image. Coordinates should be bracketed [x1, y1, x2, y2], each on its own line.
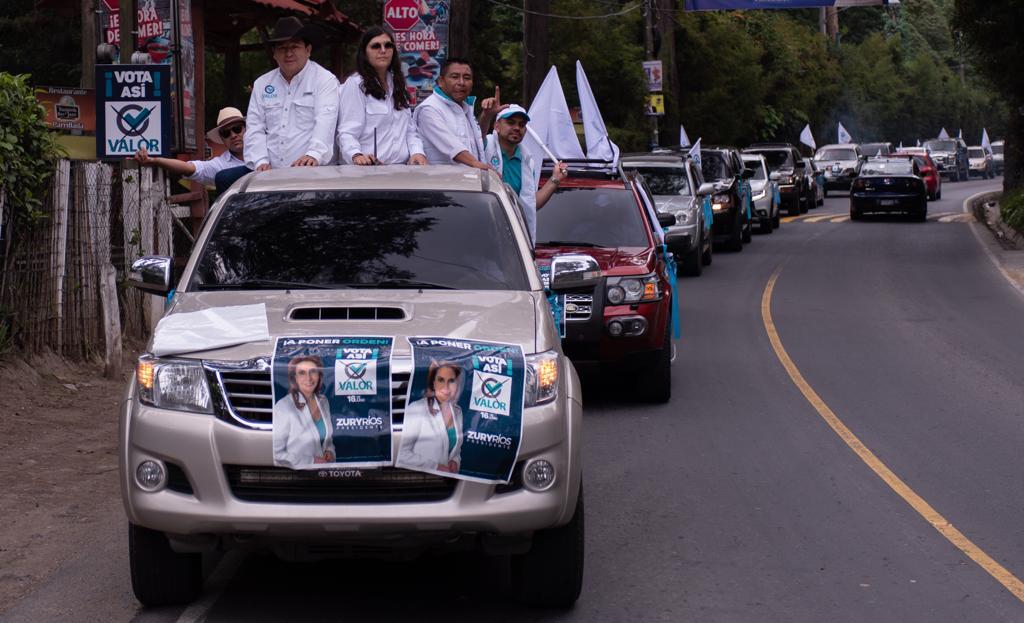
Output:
[484, 0, 643, 20]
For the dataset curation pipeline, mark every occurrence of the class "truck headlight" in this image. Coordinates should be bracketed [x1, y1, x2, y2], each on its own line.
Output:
[607, 274, 659, 304]
[136, 355, 213, 413]
[525, 351, 559, 406]
[752, 190, 766, 201]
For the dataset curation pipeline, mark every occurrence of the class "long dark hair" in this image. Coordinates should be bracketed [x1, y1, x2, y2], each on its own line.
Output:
[287, 355, 324, 410]
[423, 360, 461, 414]
[355, 26, 410, 110]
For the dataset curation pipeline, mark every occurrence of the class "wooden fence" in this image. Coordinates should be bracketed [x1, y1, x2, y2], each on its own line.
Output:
[0, 160, 183, 373]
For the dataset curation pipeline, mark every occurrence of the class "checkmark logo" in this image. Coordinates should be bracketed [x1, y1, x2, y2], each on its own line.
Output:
[344, 362, 368, 380]
[113, 104, 154, 137]
[482, 378, 507, 399]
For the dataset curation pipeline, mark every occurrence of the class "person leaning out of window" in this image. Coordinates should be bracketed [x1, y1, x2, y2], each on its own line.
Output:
[336, 26, 427, 166]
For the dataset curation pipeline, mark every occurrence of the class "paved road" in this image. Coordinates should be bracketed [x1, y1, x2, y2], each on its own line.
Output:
[5, 177, 1022, 622]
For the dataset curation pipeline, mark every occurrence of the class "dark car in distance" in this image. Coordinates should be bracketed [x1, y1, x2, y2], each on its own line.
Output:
[701, 146, 753, 251]
[850, 158, 928, 221]
[743, 143, 810, 215]
[923, 137, 969, 182]
[535, 167, 675, 402]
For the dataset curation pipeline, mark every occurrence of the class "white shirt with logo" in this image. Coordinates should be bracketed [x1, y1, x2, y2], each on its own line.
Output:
[244, 60, 339, 169]
[336, 73, 424, 164]
[413, 91, 484, 164]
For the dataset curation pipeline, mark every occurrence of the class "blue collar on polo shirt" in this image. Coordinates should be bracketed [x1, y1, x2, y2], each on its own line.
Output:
[434, 86, 476, 107]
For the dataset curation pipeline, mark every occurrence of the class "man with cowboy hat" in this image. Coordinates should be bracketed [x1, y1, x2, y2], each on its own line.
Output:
[134, 106, 247, 194]
[244, 16, 339, 171]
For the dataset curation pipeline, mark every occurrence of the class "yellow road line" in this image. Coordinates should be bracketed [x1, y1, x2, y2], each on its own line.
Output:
[927, 211, 957, 221]
[804, 214, 838, 223]
[939, 213, 976, 223]
[831, 216, 850, 223]
[761, 268, 1024, 603]
[780, 213, 816, 223]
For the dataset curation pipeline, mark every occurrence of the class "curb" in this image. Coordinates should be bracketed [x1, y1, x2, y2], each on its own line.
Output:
[964, 190, 1024, 300]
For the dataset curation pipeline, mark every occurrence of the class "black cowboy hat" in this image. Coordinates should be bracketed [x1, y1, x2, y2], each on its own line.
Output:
[267, 16, 324, 48]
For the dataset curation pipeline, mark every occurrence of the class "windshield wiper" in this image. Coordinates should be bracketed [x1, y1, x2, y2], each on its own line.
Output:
[360, 278, 456, 290]
[537, 240, 599, 248]
[197, 279, 336, 290]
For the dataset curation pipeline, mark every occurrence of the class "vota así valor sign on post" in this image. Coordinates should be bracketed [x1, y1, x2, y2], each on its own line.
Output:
[95, 65, 172, 159]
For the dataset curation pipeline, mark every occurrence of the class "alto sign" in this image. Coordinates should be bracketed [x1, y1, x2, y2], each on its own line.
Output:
[383, 0, 420, 31]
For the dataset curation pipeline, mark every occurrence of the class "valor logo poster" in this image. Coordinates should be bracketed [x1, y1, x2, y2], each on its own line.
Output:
[397, 337, 525, 484]
[271, 336, 394, 469]
[95, 65, 172, 159]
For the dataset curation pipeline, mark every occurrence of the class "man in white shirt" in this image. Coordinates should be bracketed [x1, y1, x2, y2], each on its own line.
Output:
[413, 58, 502, 169]
[244, 17, 339, 171]
[134, 106, 246, 193]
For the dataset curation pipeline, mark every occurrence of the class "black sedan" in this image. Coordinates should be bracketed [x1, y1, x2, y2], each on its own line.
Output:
[849, 158, 928, 221]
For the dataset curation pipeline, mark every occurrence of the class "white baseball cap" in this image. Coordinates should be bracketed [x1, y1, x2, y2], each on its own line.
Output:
[496, 104, 530, 122]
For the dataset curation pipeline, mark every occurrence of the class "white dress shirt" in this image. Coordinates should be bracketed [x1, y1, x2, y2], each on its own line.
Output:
[336, 73, 424, 164]
[187, 150, 244, 187]
[413, 90, 484, 164]
[244, 60, 339, 169]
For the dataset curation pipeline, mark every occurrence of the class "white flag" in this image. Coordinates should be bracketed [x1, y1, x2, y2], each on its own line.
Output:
[575, 60, 619, 164]
[899, 141, 904, 149]
[916, 139, 921, 147]
[688, 137, 702, 167]
[523, 66, 585, 167]
[958, 128, 963, 139]
[799, 124, 816, 150]
[938, 127, 950, 139]
[837, 122, 852, 144]
[982, 128, 992, 154]
[679, 125, 691, 147]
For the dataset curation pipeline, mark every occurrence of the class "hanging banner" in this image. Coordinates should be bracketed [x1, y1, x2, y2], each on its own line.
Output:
[384, 0, 450, 106]
[645, 94, 665, 116]
[95, 64, 173, 159]
[397, 337, 525, 484]
[272, 336, 394, 469]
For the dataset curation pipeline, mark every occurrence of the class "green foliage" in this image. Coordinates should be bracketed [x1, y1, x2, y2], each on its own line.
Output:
[0, 72, 63, 227]
[1000, 189, 1024, 232]
[0, 0, 81, 86]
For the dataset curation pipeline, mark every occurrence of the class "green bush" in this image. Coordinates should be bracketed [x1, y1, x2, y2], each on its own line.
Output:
[0, 72, 63, 228]
[1000, 188, 1024, 232]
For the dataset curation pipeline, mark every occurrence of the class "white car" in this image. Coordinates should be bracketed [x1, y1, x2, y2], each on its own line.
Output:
[741, 154, 779, 233]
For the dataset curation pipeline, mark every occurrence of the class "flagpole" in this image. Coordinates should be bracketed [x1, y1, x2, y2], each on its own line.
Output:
[526, 126, 560, 164]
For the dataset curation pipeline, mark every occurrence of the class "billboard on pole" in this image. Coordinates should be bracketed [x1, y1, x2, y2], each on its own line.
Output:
[384, 0, 450, 106]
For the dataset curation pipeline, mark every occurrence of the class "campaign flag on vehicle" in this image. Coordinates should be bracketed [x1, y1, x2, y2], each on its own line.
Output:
[982, 128, 992, 154]
[688, 137, 702, 167]
[938, 127, 950, 139]
[397, 337, 525, 484]
[271, 336, 394, 469]
[837, 122, 852, 144]
[523, 66, 584, 167]
[958, 128, 963, 139]
[799, 124, 816, 150]
[679, 124, 691, 147]
[576, 61, 619, 165]
[899, 141, 904, 149]
[916, 139, 921, 147]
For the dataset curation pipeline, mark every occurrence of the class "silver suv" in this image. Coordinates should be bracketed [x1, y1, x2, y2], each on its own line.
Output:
[121, 165, 585, 608]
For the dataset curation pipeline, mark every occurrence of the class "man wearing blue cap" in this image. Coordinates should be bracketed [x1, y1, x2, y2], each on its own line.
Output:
[483, 104, 567, 244]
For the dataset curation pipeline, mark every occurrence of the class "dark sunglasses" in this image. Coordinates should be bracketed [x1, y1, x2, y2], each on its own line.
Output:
[219, 124, 245, 139]
[369, 41, 395, 51]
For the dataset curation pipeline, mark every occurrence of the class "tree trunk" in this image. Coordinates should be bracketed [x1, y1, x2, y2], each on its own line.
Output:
[448, 0, 471, 59]
[1005, 103, 1023, 192]
[522, 0, 549, 106]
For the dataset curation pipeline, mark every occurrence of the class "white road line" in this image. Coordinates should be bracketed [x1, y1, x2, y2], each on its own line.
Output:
[804, 214, 837, 223]
[962, 190, 1024, 302]
[175, 551, 245, 623]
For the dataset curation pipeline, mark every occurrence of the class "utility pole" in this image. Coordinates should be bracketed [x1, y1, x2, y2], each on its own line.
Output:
[81, 0, 97, 88]
[118, 0, 136, 64]
[522, 0, 550, 105]
[643, 0, 659, 149]
[825, 5, 839, 45]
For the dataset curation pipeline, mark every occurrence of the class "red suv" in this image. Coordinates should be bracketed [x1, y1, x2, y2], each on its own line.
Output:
[534, 168, 675, 402]
[894, 149, 942, 200]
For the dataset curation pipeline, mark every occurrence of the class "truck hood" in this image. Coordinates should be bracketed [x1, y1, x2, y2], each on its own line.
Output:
[151, 290, 540, 360]
[534, 246, 655, 277]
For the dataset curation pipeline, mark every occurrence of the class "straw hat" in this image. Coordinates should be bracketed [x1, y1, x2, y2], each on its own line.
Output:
[205, 106, 245, 145]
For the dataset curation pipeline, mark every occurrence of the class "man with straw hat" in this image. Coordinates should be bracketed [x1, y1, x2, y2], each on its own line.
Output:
[134, 106, 246, 194]
[244, 16, 339, 172]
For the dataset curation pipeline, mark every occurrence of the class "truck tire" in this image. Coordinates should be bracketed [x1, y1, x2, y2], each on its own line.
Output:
[637, 319, 672, 404]
[512, 488, 585, 608]
[129, 523, 202, 607]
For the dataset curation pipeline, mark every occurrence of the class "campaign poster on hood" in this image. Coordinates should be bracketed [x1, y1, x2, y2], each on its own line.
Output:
[396, 337, 525, 483]
[272, 336, 393, 469]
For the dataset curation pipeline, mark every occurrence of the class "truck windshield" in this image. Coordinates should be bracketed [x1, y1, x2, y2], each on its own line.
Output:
[625, 166, 691, 196]
[746, 150, 791, 170]
[924, 140, 957, 152]
[816, 148, 858, 161]
[537, 187, 650, 248]
[191, 190, 529, 291]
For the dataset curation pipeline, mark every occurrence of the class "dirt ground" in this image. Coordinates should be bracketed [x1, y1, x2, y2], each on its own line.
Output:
[0, 351, 135, 614]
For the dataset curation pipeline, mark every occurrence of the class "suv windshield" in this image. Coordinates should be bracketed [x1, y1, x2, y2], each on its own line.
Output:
[816, 148, 858, 161]
[925, 140, 957, 152]
[700, 151, 733, 182]
[746, 149, 792, 170]
[192, 190, 529, 291]
[741, 159, 767, 180]
[625, 166, 691, 196]
[992, 144, 1003, 155]
[968, 148, 985, 158]
[860, 143, 889, 155]
[537, 187, 650, 248]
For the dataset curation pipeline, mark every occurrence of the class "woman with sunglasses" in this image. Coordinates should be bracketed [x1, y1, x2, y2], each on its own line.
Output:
[134, 106, 246, 192]
[336, 27, 427, 166]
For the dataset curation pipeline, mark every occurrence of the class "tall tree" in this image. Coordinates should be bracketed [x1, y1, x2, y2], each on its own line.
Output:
[954, 0, 1023, 190]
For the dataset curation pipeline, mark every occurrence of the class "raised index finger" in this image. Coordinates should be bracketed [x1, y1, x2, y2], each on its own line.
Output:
[494, 85, 501, 102]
